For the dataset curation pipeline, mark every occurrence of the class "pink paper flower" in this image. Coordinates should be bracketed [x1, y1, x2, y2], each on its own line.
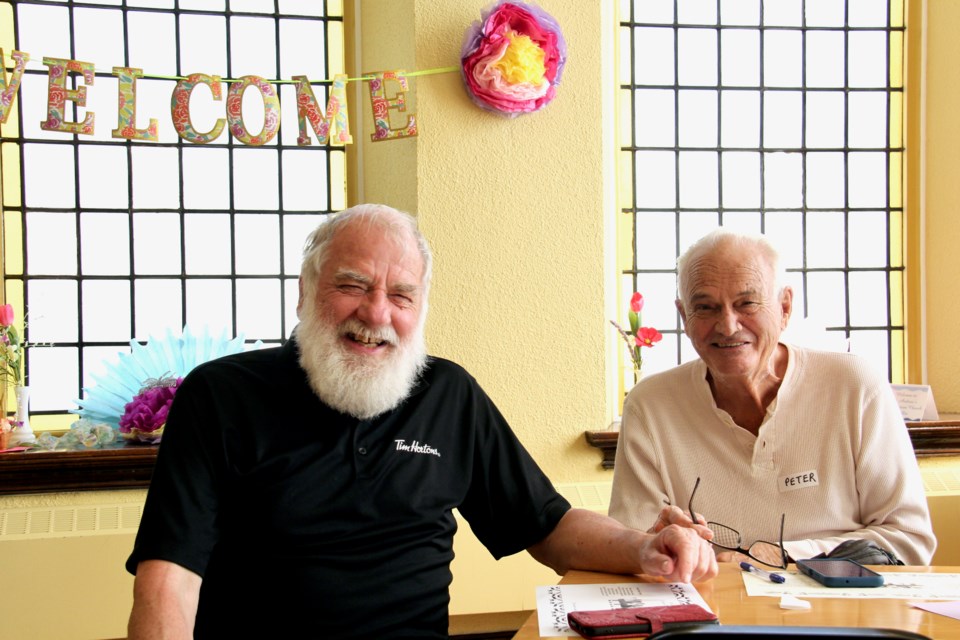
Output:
[0, 304, 13, 327]
[460, 1, 567, 116]
[119, 377, 182, 443]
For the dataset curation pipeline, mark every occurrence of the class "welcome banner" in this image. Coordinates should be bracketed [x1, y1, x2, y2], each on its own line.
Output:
[0, 50, 429, 146]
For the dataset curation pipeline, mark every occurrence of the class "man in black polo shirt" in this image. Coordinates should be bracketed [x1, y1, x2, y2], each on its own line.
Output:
[126, 204, 717, 639]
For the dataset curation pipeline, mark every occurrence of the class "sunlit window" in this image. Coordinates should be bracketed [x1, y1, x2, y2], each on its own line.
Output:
[617, 0, 904, 391]
[0, 0, 347, 428]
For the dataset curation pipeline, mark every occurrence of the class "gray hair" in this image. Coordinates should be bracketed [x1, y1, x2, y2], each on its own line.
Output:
[300, 203, 433, 298]
[676, 228, 787, 304]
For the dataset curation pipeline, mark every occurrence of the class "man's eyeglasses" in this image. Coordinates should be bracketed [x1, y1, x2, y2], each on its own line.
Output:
[684, 476, 788, 569]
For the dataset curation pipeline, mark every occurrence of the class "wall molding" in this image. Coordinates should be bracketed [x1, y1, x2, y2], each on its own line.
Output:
[586, 416, 960, 470]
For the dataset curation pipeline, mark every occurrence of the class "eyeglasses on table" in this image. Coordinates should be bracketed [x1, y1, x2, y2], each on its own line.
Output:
[682, 476, 789, 569]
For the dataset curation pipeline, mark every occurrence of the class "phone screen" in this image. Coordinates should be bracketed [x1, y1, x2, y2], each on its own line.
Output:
[797, 558, 884, 588]
[800, 559, 877, 577]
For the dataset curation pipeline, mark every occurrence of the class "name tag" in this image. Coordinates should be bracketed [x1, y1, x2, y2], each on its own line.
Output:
[780, 470, 819, 492]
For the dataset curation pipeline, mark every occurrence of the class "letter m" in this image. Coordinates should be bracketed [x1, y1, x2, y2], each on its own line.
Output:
[293, 74, 352, 146]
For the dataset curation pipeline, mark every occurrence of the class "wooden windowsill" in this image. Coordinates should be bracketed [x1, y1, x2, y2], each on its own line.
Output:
[586, 415, 960, 470]
[0, 442, 158, 495]
[2, 417, 958, 496]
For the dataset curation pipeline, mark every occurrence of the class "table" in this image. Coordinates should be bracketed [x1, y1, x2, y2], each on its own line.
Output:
[511, 564, 960, 639]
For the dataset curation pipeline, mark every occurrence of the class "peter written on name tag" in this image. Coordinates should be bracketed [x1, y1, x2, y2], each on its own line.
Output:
[891, 384, 939, 421]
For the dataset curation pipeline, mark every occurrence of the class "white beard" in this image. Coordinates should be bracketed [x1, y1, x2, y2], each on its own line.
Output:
[295, 304, 428, 420]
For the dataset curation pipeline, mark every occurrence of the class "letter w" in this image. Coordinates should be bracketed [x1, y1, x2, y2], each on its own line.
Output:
[0, 50, 30, 124]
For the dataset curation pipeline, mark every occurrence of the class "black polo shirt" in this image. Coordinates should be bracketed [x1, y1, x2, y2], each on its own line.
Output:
[127, 338, 570, 639]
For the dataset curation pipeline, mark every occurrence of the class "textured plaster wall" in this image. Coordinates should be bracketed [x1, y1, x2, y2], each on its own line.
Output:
[355, 0, 418, 212]
[405, 0, 616, 482]
[355, 0, 617, 482]
[924, 0, 960, 412]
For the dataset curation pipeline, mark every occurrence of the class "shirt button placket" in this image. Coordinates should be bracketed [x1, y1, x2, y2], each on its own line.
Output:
[354, 421, 371, 478]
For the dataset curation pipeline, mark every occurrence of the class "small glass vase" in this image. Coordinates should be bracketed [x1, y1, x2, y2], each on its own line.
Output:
[10, 385, 36, 446]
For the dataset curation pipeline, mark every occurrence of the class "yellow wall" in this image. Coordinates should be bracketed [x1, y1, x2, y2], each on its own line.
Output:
[923, 0, 960, 412]
[0, 489, 144, 640]
[346, 0, 418, 212]
[353, 0, 618, 482]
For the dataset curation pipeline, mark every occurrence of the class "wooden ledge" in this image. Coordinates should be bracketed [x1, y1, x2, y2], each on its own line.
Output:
[584, 431, 619, 470]
[586, 415, 960, 470]
[0, 444, 157, 495]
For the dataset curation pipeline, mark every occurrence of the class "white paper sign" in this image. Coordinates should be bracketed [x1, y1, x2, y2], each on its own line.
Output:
[891, 384, 939, 421]
[534, 582, 712, 637]
[742, 569, 960, 600]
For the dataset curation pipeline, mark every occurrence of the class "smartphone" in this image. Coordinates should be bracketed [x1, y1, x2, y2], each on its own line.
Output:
[796, 558, 885, 588]
[567, 604, 718, 639]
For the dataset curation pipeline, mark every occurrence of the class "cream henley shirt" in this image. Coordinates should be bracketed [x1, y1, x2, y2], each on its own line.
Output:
[609, 343, 936, 565]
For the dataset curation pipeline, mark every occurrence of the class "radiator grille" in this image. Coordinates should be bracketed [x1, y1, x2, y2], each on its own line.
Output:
[556, 482, 611, 512]
[921, 467, 960, 496]
[0, 503, 142, 540]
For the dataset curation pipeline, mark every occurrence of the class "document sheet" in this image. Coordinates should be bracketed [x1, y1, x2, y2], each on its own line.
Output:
[534, 582, 711, 637]
[741, 570, 960, 600]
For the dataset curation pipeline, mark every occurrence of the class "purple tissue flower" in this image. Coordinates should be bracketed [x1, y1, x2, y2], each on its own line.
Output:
[119, 378, 183, 435]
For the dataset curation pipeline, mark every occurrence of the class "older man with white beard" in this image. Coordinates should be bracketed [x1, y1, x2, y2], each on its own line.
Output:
[126, 204, 717, 640]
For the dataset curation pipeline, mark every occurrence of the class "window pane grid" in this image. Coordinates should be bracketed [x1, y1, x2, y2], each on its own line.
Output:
[619, 1, 903, 383]
[2, 0, 346, 419]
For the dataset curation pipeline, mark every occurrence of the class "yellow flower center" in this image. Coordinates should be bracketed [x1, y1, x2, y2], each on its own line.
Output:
[495, 32, 547, 85]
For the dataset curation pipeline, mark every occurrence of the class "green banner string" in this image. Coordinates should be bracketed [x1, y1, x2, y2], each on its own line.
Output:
[2, 53, 460, 85]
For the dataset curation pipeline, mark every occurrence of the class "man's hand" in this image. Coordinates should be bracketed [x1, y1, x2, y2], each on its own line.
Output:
[650, 504, 714, 541]
[527, 509, 718, 583]
[640, 523, 718, 583]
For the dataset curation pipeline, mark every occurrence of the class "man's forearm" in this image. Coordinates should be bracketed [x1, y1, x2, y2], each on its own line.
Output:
[127, 560, 201, 640]
[527, 508, 649, 575]
[128, 596, 196, 640]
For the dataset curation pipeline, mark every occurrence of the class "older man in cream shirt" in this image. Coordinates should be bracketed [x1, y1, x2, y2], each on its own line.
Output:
[610, 229, 935, 566]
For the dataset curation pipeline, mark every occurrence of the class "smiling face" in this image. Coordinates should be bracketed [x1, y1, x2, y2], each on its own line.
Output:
[295, 214, 429, 419]
[311, 221, 425, 355]
[676, 239, 792, 384]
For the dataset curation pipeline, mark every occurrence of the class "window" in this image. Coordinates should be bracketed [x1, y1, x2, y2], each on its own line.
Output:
[617, 0, 905, 391]
[0, 0, 347, 430]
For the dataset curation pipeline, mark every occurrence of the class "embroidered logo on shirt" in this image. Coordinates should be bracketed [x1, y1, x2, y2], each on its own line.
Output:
[780, 469, 819, 492]
[394, 439, 441, 457]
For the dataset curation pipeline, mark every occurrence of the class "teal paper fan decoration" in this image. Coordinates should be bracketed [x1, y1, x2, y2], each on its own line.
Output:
[71, 326, 262, 427]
